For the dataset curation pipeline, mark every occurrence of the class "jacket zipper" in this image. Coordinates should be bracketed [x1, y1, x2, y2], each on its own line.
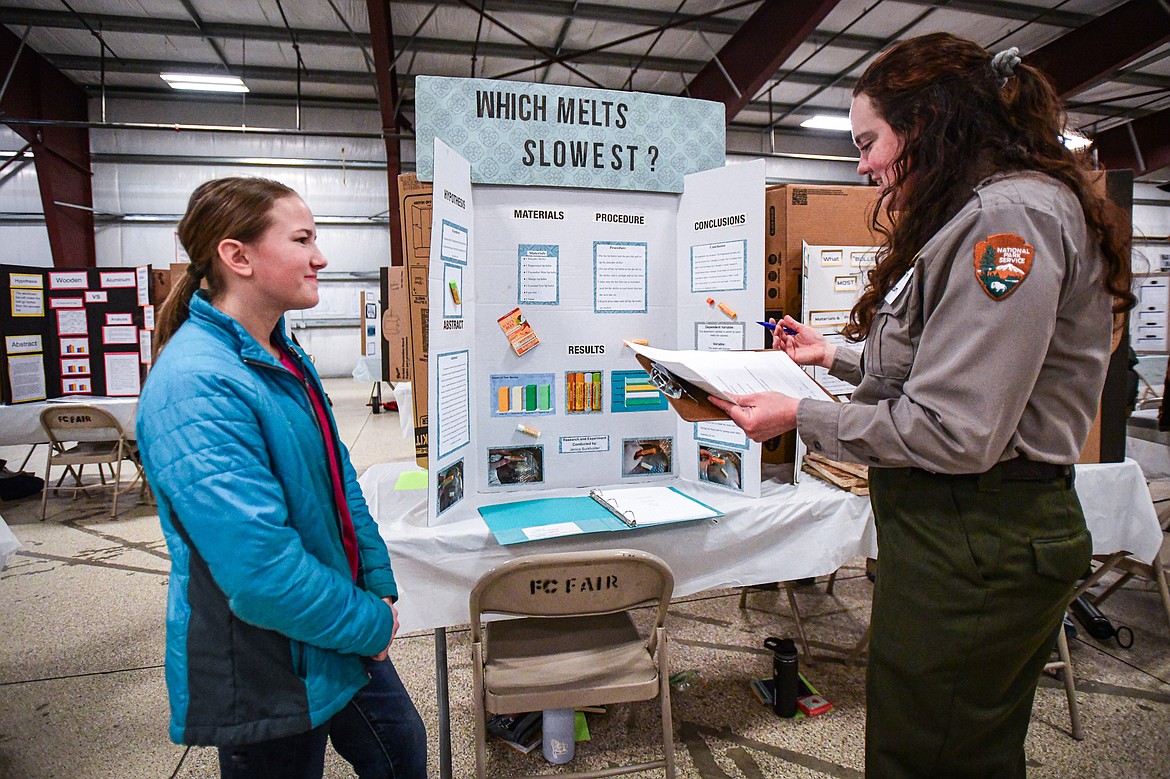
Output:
[244, 354, 365, 583]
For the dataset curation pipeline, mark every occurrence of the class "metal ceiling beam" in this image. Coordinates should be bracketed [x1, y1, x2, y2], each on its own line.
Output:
[1094, 108, 1170, 176]
[391, 0, 745, 35]
[1022, 0, 1170, 97]
[44, 45, 723, 85]
[685, 0, 841, 122]
[898, 0, 1092, 27]
[0, 24, 94, 268]
[0, 4, 735, 46]
[366, 0, 405, 269]
[0, 7, 889, 56]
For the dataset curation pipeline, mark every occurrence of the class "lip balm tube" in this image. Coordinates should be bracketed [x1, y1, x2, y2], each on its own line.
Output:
[516, 423, 541, 438]
[717, 301, 737, 319]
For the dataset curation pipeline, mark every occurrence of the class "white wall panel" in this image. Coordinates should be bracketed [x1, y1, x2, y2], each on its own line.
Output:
[291, 326, 365, 378]
[0, 226, 53, 266]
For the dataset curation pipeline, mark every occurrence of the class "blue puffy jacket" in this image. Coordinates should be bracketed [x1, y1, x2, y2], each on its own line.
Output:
[137, 291, 397, 747]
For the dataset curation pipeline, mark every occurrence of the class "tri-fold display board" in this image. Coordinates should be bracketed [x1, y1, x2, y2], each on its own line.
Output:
[415, 75, 766, 528]
[1, 264, 153, 404]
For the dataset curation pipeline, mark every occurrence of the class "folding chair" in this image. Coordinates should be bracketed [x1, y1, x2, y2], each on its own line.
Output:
[1073, 545, 1170, 636]
[469, 549, 676, 779]
[39, 405, 146, 519]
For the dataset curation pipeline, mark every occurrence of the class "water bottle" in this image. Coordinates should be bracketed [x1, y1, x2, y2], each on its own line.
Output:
[542, 708, 575, 764]
[763, 637, 799, 717]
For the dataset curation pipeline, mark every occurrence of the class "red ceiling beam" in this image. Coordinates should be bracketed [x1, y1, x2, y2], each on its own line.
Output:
[1093, 108, 1170, 177]
[684, 0, 841, 123]
[366, 0, 404, 267]
[1023, 0, 1170, 97]
[0, 25, 94, 268]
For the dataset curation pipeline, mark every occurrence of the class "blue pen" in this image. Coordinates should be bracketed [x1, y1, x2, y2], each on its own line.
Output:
[757, 321, 798, 335]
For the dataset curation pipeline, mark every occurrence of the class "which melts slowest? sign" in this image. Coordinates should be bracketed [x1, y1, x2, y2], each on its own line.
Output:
[414, 75, 726, 194]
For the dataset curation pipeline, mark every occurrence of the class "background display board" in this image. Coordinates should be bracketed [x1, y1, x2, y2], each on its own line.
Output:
[426, 137, 764, 527]
[800, 242, 881, 398]
[0, 264, 153, 404]
[1133, 273, 1169, 354]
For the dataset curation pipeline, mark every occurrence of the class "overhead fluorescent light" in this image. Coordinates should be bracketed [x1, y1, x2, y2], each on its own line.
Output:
[1060, 130, 1092, 151]
[800, 115, 853, 132]
[161, 73, 249, 93]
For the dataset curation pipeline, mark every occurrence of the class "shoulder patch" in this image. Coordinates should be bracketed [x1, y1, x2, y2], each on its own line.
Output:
[974, 233, 1033, 301]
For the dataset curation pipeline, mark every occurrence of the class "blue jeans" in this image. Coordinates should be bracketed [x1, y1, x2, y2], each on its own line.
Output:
[219, 657, 428, 779]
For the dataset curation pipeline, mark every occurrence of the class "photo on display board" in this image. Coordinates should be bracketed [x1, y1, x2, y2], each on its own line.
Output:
[621, 437, 673, 477]
[698, 446, 743, 491]
[436, 460, 464, 514]
[487, 446, 544, 486]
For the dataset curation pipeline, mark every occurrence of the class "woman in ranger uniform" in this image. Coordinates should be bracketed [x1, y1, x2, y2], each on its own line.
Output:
[138, 177, 426, 779]
[711, 34, 1133, 777]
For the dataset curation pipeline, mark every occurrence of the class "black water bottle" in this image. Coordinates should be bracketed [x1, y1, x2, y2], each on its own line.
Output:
[764, 637, 799, 717]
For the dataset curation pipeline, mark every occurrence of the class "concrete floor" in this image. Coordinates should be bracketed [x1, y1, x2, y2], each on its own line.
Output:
[2, 379, 1169, 778]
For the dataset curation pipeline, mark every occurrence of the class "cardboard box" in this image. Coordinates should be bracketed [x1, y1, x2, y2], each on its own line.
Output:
[381, 266, 411, 383]
[398, 173, 434, 467]
[763, 184, 880, 464]
[765, 184, 882, 320]
[151, 267, 173, 304]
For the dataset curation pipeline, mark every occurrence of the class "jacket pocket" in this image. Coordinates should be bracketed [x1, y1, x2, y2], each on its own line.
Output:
[867, 290, 915, 381]
[291, 640, 306, 677]
[1032, 529, 1092, 584]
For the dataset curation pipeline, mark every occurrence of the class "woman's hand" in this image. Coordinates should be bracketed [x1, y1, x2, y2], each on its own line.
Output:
[773, 316, 835, 369]
[370, 597, 400, 661]
[708, 392, 800, 442]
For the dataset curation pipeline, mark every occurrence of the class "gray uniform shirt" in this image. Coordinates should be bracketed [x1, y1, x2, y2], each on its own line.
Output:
[796, 172, 1112, 473]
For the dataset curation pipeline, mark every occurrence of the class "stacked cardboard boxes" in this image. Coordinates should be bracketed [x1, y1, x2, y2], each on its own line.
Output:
[763, 184, 881, 464]
[397, 173, 434, 467]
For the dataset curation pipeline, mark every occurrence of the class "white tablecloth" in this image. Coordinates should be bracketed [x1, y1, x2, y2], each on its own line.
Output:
[0, 397, 138, 447]
[365, 463, 874, 634]
[362, 458, 1161, 634]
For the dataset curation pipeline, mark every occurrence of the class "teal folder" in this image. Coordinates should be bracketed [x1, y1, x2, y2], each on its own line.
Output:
[477, 487, 722, 546]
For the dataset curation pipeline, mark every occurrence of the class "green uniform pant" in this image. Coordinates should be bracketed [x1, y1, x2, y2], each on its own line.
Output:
[866, 466, 1091, 778]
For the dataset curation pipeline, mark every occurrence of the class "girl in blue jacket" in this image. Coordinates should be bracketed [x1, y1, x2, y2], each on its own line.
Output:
[138, 177, 426, 778]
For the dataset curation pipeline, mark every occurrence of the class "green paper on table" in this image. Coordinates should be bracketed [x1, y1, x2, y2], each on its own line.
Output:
[574, 711, 590, 742]
[394, 470, 428, 490]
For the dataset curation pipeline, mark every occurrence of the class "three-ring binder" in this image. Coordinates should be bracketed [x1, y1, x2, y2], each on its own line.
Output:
[588, 489, 637, 528]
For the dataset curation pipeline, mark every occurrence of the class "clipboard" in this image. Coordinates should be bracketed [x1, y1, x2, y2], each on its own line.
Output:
[634, 353, 728, 422]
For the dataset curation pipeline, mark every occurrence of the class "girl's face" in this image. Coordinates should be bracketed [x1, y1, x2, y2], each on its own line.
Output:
[850, 93, 904, 202]
[245, 196, 327, 313]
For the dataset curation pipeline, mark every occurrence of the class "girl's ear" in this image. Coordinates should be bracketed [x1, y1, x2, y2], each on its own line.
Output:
[216, 238, 253, 279]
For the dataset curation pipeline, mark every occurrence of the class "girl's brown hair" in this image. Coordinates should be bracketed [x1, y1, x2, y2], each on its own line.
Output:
[844, 32, 1134, 341]
[154, 177, 296, 357]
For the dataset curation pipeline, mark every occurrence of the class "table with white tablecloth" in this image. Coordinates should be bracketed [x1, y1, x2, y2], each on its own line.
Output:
[360, 457, 1162, 779]
[0, 396, 138, 447]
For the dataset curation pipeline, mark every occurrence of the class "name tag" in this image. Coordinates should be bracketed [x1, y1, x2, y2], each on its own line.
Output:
[884, 265, 915, 306]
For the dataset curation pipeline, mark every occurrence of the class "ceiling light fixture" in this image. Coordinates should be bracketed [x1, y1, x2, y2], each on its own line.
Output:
[800, 115, 853, 132]
[161, 73, 249, 93]
[1060, 130, 1092, 151]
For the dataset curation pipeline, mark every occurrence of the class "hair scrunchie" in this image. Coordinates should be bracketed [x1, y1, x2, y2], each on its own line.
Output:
[990, 46, 1021, 87]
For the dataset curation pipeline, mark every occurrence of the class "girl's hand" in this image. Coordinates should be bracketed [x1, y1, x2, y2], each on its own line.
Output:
[370, 598, 399, 660]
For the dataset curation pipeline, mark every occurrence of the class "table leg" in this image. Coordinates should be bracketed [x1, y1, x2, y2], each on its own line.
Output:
[435, 627, 452, 779]
[17, 443, 38, 472]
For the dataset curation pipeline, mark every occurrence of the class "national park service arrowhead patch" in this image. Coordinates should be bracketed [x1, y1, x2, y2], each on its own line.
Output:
[974, 233, 1034, 300]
